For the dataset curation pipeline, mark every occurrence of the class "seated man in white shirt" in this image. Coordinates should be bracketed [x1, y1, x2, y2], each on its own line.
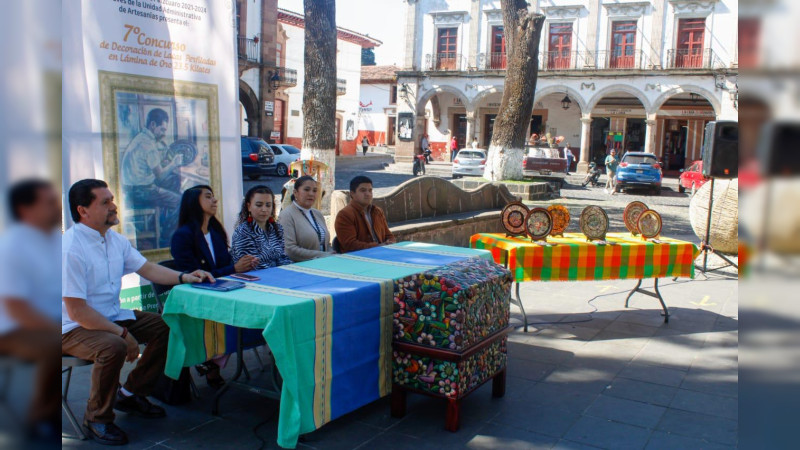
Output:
[61, 179, 214, 446]
[0, 179, 62, 443]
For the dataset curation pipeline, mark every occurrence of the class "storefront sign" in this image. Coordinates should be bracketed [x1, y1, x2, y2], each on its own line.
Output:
[270, 131, 281, 140]
[265, 100, 274, 112]
[593, 107, 646, 116]
[657, 108, 715, 118]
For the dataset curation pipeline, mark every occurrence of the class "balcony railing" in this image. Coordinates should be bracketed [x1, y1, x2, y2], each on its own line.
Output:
[424, 53, 466, 71]
[237, 36, 260, 63]
[337, 78, 346, 95]
[539, 51, 579, 71]
[272, 67, 298, 88]
[471, 49, 727, 72]
[475, 50, 652, 71]
[477, 52, 507, 70]
[666, 48, 721, 69]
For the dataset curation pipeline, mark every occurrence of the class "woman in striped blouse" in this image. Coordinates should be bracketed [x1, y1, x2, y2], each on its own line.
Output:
[231, 185, 293, 269]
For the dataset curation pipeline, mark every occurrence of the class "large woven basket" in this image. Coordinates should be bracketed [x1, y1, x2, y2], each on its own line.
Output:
[689, 179, 738, 254]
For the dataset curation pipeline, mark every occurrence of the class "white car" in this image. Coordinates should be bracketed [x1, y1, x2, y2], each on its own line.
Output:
[269, 144, 302, 177]
[452, 149, 486, 178]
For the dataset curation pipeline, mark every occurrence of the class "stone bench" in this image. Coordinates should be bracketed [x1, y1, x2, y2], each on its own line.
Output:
[330, 176, 520, 247]
[451, 179, 556, 201]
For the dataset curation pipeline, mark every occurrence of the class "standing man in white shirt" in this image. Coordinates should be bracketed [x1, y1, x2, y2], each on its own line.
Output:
[61, 179, 214, 446]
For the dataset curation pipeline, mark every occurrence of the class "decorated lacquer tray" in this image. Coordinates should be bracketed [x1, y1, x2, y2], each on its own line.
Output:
[525, 207, 553, 242]
[623, 201, 648, 236]
[579, 205, 609, 242]
[547, 204, 570, 237]
[638, 209, 663, 239]
[501, 202, 529, 237]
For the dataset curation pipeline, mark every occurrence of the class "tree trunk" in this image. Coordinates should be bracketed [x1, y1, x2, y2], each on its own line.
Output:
[483, 0, 545, 181]
[302, 0, 337, 212]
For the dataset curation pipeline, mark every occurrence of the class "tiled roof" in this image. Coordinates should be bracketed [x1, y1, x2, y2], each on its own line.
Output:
[278, 9, 382, 48]
[361, 65, 398, 82]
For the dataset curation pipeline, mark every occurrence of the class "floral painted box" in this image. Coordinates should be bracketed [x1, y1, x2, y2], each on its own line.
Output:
[390, 257, 512, 431]
[392, 257, 512, 351]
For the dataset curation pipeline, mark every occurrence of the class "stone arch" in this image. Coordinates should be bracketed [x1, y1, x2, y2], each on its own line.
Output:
[651, 85, 721, 117]
[415, 85, 469, 115]
[468, 86, 504, 111]
[532, 85, 588, 113]
[586, 84, 651, 114]
[239, 79, 259, 137]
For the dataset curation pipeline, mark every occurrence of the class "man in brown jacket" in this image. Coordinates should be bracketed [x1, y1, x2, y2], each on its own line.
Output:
[334, 176, 396, 252]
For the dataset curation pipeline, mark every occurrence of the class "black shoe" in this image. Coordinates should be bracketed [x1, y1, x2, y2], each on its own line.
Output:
[114, 391, 167, 418]
[196, 361, 225, 389]
[83, 420, 128, 446]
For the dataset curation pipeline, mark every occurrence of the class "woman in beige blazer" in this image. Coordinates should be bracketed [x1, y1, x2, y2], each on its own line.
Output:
[279, 176, 334, 262]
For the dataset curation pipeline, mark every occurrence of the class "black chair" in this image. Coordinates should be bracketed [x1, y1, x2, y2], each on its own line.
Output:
[62, 356, 92, 440]
[151, 259, 180, 314]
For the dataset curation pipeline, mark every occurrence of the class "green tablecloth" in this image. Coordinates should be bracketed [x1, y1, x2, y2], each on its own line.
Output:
[162, 242, 491, 448]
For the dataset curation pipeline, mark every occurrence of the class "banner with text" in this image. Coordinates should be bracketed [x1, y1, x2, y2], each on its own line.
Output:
[63, 0, 242, 306]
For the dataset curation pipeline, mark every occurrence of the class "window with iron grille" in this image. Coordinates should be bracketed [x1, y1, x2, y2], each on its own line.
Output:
[490, 26, 506, 69]
[611, 21, 637, 69]
[436, 27, 458, 70]
[548, 23, 573, 69]
[676, 18, 705, 68]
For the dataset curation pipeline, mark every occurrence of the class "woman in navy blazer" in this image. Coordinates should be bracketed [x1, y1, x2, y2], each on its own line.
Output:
[171, 185, 258, 277]
[170, 185, 259, 388]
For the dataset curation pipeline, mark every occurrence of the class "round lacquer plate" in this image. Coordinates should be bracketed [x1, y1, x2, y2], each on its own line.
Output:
[637, 209, 663, 239]
[547, 204, 570, 236]
[525, 207, 553, 241]
[579, 205, 609, 241]
[623, 201, 648, 236]
[501, 202, 529, 236]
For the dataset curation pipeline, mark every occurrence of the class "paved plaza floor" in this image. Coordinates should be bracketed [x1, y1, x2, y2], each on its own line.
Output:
[53, 172, 738, 449]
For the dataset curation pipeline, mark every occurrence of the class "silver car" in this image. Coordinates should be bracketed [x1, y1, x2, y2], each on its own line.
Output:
[452, 149, 486, 178]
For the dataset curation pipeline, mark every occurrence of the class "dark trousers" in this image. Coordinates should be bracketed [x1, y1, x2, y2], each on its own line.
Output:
[362, 145, 368, 156]
[0, 329, 61, 423]
[61, 310, 169, 423]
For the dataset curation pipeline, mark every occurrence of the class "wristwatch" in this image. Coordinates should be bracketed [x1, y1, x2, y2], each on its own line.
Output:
[179, 271, 189, 284]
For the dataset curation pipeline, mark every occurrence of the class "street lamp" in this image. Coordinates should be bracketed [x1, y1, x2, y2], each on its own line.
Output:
[561, 94, 572, 110]
[269, 71, 281, 92]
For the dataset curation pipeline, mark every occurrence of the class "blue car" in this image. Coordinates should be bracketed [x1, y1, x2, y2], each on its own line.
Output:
[615, 152, 663, 195]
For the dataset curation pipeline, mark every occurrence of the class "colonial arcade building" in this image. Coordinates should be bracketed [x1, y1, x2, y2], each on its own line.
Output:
[394, 0, 738, 173]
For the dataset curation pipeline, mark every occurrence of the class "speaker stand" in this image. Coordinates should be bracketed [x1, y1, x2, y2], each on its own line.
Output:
[698, 177, 738, 274]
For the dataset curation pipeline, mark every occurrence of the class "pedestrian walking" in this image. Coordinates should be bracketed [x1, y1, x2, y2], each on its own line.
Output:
[564, 145, 574, 175]
[604, 149, 619, 194]
[361, 136, 369, 156]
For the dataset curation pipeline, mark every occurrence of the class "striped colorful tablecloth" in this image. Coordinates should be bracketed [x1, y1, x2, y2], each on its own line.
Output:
[162, 242, 491, 449]
[470, 233, 699, 282]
